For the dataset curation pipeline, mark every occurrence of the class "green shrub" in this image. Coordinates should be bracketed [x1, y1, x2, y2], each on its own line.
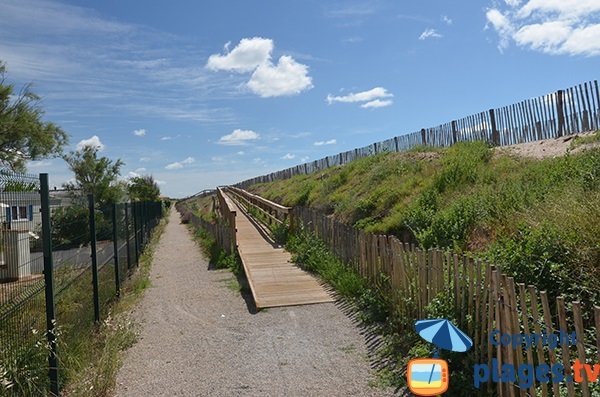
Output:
[51, 206, 112, 248]
[486, 224, 597, 305]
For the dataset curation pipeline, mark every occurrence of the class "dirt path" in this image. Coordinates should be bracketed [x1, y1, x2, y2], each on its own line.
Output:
[114, 208, 395, 396]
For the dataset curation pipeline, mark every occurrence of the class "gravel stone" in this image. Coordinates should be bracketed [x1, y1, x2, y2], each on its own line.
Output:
[114, 208, 396, 396]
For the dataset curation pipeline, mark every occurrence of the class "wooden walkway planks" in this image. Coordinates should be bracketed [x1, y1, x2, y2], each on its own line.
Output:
[228, 197, 334, 309]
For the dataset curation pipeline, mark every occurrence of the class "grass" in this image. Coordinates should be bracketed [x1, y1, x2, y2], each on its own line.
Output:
[57, 213, 169, 397]
[246, 141, 600, 307]
[570, 129, 600, 148]
[187, 223, 250, 295]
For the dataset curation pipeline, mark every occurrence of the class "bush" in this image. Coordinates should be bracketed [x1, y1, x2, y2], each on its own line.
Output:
[486, 224, 598, 305]
[51, 206, 112, 248]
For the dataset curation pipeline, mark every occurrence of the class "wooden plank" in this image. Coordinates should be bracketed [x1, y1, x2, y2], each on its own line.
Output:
[595, 305, 600, 362]
[518, 283, 537, 397]
[573, 302, 591, 397]
[228, 197, 333, 309]
[506, 278, 526, 397]
[501, 276, 516, 397]
[529, 286, 548, 397]
[540, 291, 561, 397]
[557, 297, 576, 397]
[492, 270, 504, 397]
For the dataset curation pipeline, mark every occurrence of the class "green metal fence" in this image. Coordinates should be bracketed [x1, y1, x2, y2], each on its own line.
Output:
[0, 172, 164, 396]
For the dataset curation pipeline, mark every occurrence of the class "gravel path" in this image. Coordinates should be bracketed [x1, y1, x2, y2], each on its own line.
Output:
[114, 208, 395, 397]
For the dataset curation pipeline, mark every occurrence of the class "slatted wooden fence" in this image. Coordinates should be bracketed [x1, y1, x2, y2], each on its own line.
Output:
[237, 80, 600, 188]
[292, 205, 600, 396]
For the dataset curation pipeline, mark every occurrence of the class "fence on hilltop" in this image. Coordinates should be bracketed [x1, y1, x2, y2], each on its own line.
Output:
[237, 79, 600, 188]
[0, 170, 165, 396]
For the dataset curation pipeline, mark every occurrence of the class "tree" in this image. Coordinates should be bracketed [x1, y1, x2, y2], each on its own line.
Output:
[128, 175, 161, 202]
[63, 145, 125, 206]
[0, 61, 68, 172]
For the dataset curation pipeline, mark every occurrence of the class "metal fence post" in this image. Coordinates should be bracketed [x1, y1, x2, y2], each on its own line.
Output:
[124, 203, 132, 270]
[112, 203, 120, 298]
[88, 194, 100, 323]
[133, 202, 140, 266]
[40, 173, 60, 396]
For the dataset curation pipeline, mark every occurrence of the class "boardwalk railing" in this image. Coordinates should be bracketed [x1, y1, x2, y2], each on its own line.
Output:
[237, 80, 600, 188]
[292, 204, 600, 396]
[225, 186, 291, 226]
[214, 187, 237, 255]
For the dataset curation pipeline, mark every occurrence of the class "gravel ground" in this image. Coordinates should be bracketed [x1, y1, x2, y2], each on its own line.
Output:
[114, 208, 396, 397]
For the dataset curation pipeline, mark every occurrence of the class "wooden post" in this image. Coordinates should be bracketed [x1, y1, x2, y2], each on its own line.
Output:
[557, 297, 576, 397]
[595, 306, 600, 362]
[518, 284, 537, 397]
[540, 292, 561, 397]
[451, 120, 458, 144]
[489, 109, 499, 146]
[556, 89, 565, 137]
[420, 128, 426, 146]
[529, 286, 548, 397]
[573, 302, 591, 397]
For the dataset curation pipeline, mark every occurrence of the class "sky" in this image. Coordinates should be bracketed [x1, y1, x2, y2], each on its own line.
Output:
[1, 0, 599, 198]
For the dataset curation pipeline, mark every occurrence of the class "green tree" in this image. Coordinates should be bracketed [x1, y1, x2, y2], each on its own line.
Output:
[63, 146, 125, 206]
[0, 61, 68, 172]
[128, 175, 161, 202]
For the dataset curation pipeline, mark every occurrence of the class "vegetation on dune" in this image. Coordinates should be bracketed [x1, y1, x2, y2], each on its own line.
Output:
[248, 140, 600, 306]
[185, 138, 600, 394]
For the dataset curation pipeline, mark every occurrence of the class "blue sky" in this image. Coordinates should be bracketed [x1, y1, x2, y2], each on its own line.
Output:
[1, 0, 599, 197]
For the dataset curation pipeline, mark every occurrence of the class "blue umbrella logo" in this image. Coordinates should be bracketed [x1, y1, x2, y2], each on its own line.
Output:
[415, 319, 473, 353]
[410, 319, 472, 392]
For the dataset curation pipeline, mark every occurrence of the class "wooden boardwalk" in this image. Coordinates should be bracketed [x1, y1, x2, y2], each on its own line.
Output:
[227, 197, 334, 309]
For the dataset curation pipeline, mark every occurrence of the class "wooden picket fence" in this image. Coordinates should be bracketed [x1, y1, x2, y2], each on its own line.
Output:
[237, 80, 600, 188]
[292, 205, 600, 396]
[176, 200, 236, 256]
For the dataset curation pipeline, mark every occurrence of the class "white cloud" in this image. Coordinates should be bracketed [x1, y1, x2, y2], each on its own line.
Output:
[361, 99, 393, 108]
[281, 153, 296, 160]
[207, 37, 313, 97]
[155, 180, 166, 185]
[160, 136, 172, 140]
[237, 151, 245, 155]
[218, 129, 260, 145]
[133, 128, 146, 137]
[247, 55, 313, 97]
[442, 15, 453, 25]
[165, 162, 183, 170]
[206, 37, 273, 73]
[314, 139, 337, 146]
[165, 156, 194, 170]
[181, 157, 195, 164]
[486, 1, 600, 56]
[300, 156, 310, 162]
[76, 135, 105, 151]
[139, 157, 151, 162]
[327, 87, 393, 109]
[419, 28, 443, 40]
